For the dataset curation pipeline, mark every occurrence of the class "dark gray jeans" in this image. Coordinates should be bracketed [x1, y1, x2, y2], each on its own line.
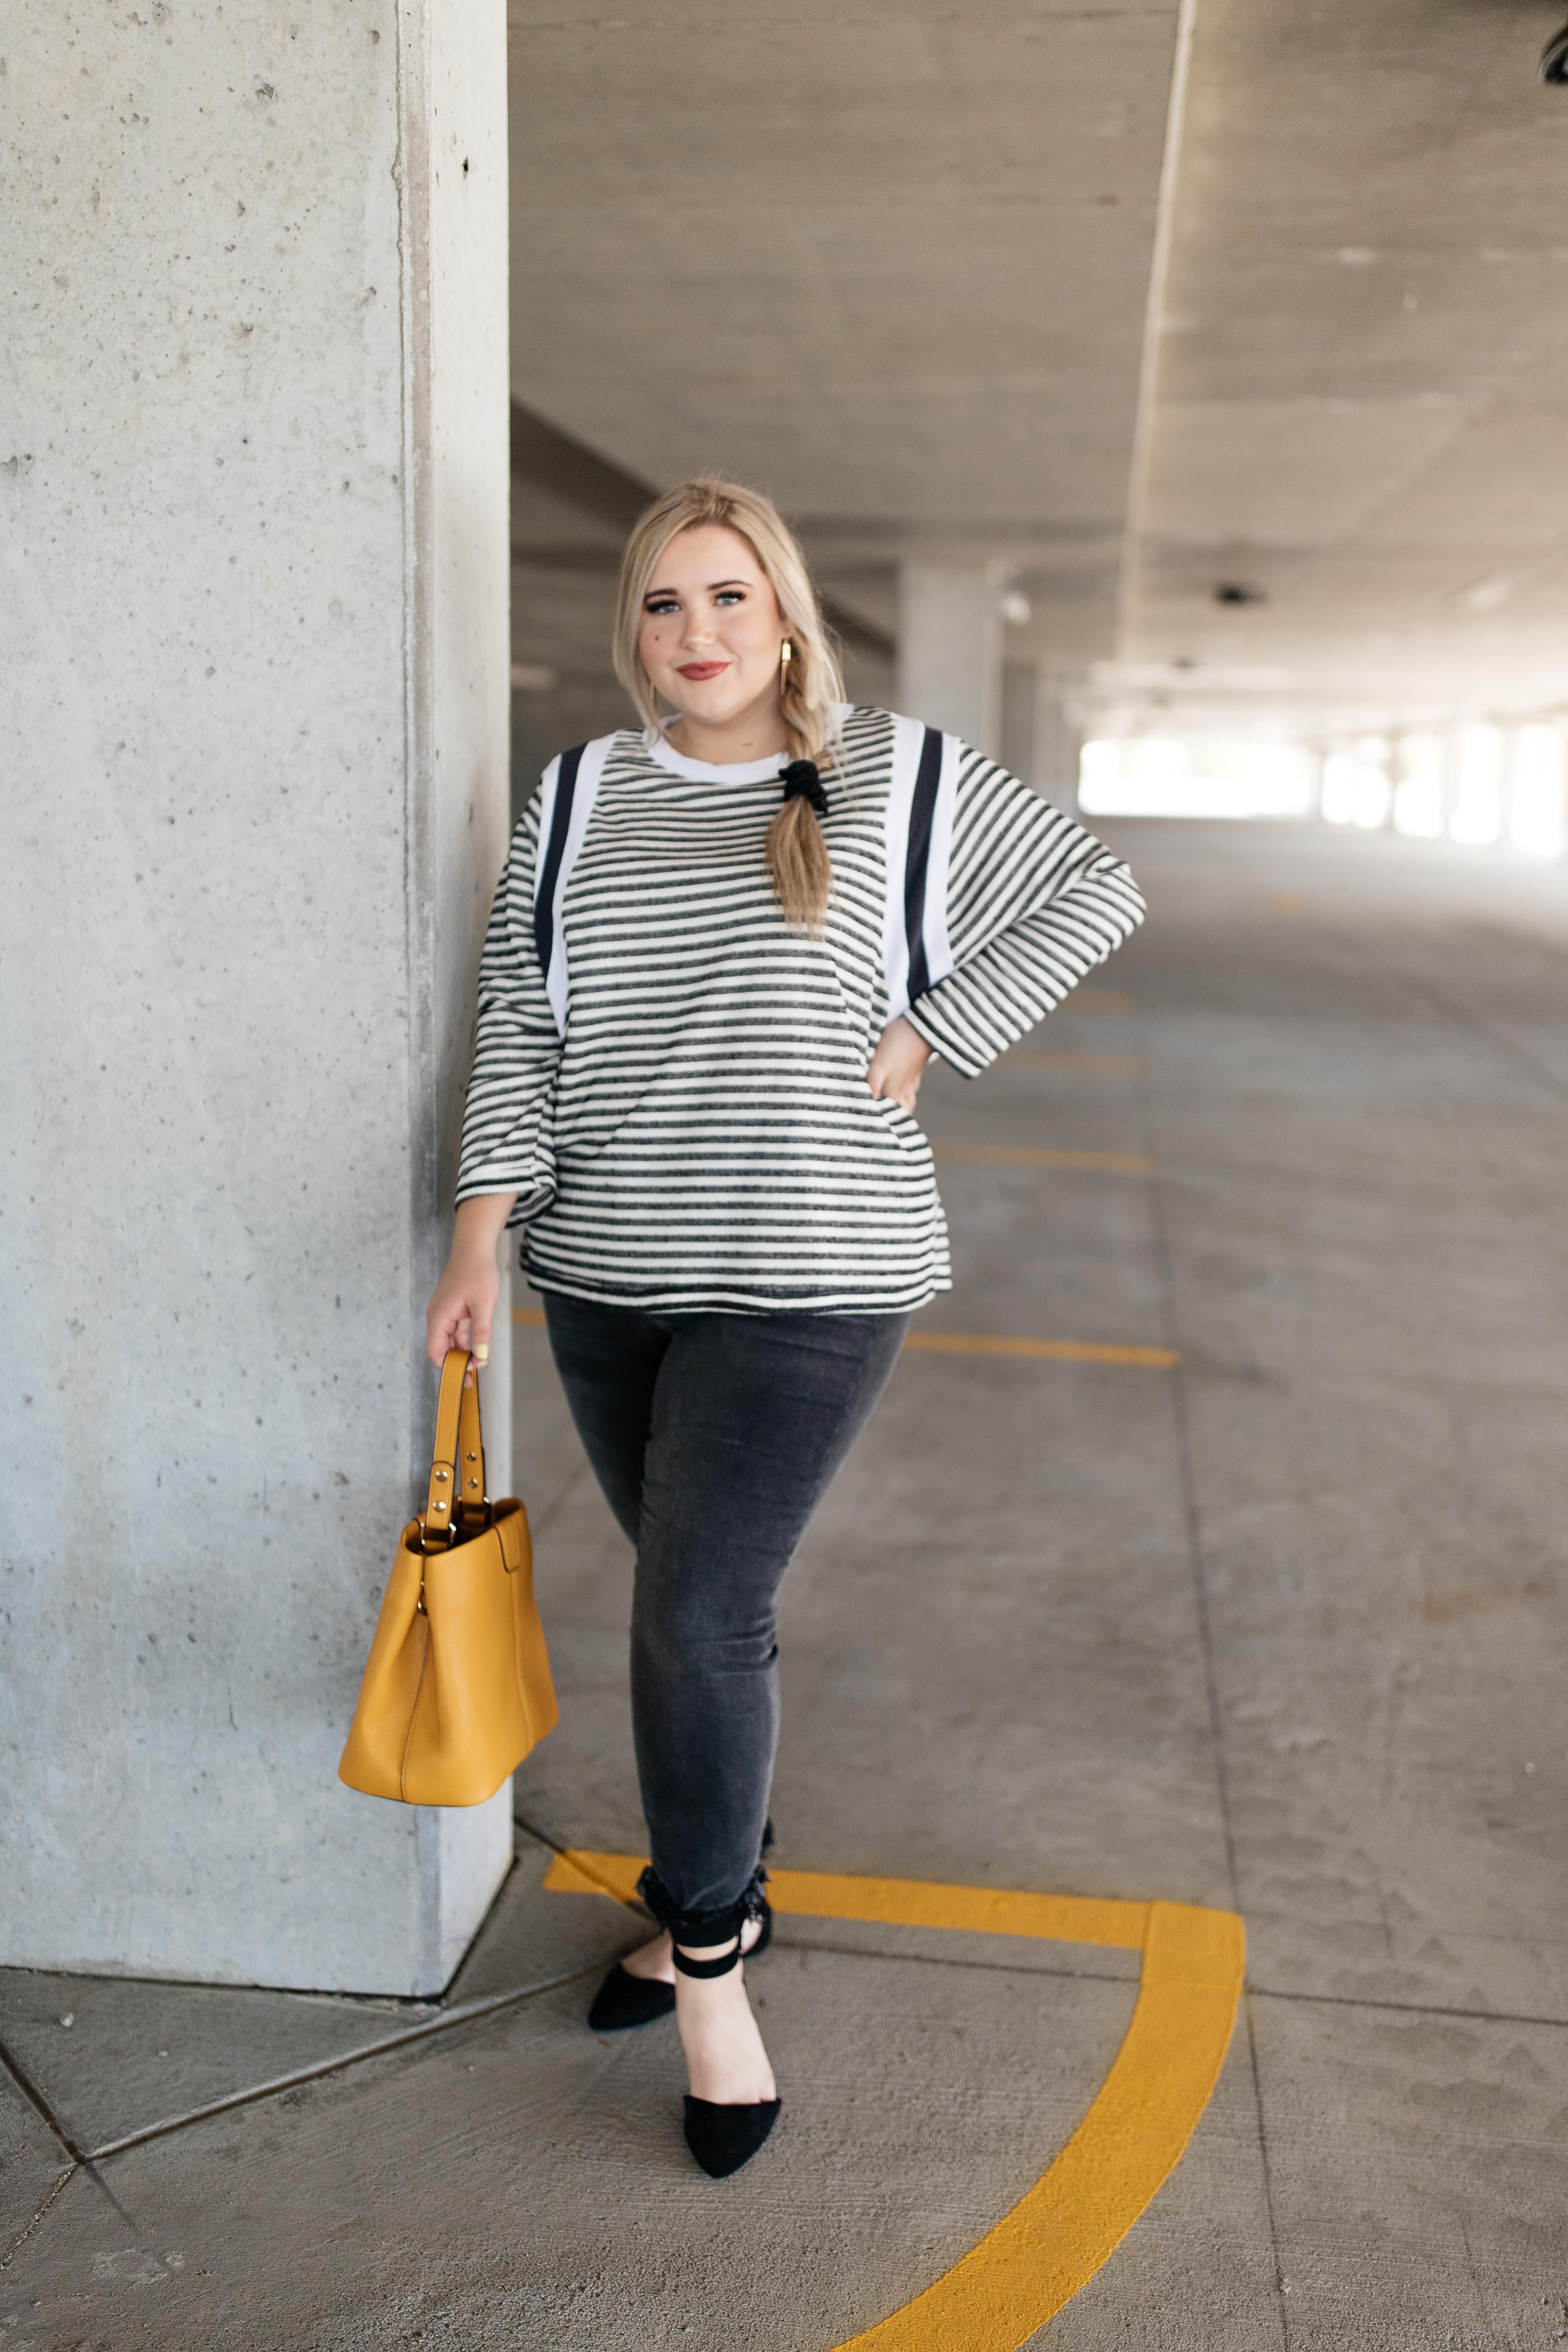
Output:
[542, 1292, 910, 1944]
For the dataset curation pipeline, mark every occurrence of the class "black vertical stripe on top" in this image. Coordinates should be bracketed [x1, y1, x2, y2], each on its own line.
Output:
[902, 724, 944, 1000]
[533, 741, 586, 980]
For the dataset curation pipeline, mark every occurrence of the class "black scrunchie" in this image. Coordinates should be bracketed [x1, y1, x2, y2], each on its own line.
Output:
[779, 758, 828, 819]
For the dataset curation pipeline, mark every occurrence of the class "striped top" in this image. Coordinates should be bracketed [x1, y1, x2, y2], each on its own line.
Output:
[457, 704, 1144, 1313]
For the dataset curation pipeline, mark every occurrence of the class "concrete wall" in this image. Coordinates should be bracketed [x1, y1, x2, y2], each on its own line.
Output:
[0, 0, 513, 1995]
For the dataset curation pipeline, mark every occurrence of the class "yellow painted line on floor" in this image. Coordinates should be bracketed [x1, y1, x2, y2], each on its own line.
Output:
[518, 1309, 1174, 1367]
[545, 1847, 647, 1904]
[1001, 1051, 1147, 1075]
[903, 1332, 1177, 1368]
[931, 1143, 1152, 1174]
[547, 1849, 1145, 1950]
[547, 1850, 1243, 2345]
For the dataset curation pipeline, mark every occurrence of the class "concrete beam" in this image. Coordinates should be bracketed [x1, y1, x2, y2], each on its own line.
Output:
[509, 401, 895, 663]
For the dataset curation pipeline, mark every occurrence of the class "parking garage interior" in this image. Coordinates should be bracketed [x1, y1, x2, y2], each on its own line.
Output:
[4, 3, 1568, 2346]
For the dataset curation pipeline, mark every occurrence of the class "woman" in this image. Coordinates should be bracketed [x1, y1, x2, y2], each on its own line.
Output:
[426, 479, 1144, 2179]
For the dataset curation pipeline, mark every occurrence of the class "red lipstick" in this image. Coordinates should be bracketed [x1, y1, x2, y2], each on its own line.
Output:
[676, 660, 727, 681]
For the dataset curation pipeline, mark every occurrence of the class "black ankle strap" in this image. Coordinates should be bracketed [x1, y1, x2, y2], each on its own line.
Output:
[672, 1934, 743, 1980]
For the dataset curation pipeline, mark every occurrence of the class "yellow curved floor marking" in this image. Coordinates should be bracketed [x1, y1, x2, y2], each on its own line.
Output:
[931, 1144, 1153, 1174]
[547, 1850, 1243, 2346]
[1001, 1050, 1147, 1074]
[903, 1333, 1177, 1368]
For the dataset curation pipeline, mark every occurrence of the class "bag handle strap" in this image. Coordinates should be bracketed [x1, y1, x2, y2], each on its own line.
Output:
[424, 1348, 487, 1543]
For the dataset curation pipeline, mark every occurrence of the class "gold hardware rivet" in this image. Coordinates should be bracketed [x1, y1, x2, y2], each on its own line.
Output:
[467, 1476, 478, 1488]
[435, 1469, 449, 1482]
[466, 1451, 477, 1461]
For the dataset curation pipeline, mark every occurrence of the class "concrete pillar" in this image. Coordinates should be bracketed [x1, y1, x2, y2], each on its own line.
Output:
[999, 660, 1037, 783]
[896, 558, 1003, 755]
[1440, 731, 1465, 837]
[1299, 744, 1324, 820]
[1, 2, 513, 1995]
[1032, 689, 1086, 813]
[1497, 725, 1521, 849]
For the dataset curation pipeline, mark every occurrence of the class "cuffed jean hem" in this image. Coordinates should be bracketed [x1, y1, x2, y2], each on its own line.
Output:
[636, 1862, 770, 1949]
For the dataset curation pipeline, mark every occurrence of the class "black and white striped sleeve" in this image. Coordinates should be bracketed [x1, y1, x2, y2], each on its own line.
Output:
[455, 794, 563, 1226]
[900, 749, 1145, 1078]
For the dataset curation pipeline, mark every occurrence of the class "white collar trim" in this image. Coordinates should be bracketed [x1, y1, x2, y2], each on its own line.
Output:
[642, 727, 789, 784]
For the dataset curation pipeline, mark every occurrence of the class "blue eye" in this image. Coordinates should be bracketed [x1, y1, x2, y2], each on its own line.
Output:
[644, 597, 679, 616]
[715, 589, 745, 606]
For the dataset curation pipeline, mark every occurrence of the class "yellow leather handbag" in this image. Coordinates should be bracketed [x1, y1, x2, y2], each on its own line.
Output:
[338, 1348, 558, 1807]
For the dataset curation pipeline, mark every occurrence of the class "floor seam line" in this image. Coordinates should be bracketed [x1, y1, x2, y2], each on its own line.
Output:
[0, 2164, 77, 2272]
[1139, 1010, 1291, 2352]
[1242, 1992, 1293, 2348]
[76, 1960, 605, 2165]
[0, 2035, 87, 2164]
[1142, 1147, 1242, 1910]
[1249, 1984, 1568, 2029]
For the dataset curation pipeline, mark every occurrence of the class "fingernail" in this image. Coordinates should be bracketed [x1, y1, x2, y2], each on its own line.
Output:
[474, 1345, 489, 1364]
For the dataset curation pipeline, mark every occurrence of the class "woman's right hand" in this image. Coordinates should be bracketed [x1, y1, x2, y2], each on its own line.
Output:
[425, 1194, 517, 1374]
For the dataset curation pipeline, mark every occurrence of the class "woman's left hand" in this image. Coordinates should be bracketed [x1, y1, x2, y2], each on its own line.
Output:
[867, 1014, 934, 1116]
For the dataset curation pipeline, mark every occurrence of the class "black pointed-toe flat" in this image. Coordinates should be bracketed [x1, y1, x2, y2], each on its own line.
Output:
[587, 1962, 676, 2033]
[682, 2093, 782, 2179]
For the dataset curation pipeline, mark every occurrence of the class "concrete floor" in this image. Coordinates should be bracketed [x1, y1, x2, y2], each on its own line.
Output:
[5, 818, 1567, 2349]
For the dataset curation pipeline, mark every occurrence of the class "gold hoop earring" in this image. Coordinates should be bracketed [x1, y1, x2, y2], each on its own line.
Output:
[779, 640, 793, 692]
[645, 669, 661, 722]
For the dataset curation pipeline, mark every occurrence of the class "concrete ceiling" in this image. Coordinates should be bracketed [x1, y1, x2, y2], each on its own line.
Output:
[506, 0, 1568, 745]
[505, 0, 1181, 712]
[1122, 0, 1568, 737]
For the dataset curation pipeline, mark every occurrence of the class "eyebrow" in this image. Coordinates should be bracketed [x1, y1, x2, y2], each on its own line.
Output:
[644, 577, 754, 598]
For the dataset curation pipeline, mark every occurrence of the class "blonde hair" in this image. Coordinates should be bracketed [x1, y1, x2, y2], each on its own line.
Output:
[612, 477, 845, 933]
